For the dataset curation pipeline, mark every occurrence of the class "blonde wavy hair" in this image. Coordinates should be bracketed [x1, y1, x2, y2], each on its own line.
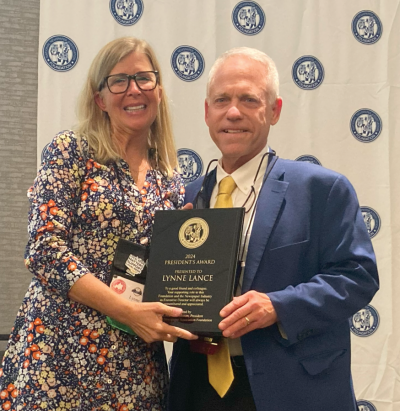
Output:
[75, 37, 177, 177]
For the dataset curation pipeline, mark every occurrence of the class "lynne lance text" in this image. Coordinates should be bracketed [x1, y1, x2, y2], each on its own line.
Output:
[162, 274, 213, 282]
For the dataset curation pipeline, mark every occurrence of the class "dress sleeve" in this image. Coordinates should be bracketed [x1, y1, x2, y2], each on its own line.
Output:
[24, 131, 92, 298]
[167, 170, 186, 209]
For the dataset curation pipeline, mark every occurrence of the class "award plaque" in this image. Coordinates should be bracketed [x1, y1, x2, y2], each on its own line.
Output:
[143, 208, 244, 336]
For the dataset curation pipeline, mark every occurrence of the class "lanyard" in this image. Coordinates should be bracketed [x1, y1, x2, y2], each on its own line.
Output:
[192, 152, 279, 293]
[234, 153, 278, 293]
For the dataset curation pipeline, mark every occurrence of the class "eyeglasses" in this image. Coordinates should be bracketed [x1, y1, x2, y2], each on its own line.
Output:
[99, 71, 159, 94]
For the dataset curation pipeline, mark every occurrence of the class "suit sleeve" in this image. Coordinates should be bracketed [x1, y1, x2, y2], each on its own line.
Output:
[267, 174, 379, 346]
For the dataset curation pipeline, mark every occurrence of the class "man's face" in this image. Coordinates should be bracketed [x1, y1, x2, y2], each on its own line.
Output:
[205, 55, 282, 172]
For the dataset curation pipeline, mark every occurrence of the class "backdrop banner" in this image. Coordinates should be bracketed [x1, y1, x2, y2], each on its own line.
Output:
[38, 1, 400, 409]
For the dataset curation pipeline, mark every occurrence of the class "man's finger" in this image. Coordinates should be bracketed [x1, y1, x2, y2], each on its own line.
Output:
[219, 306, 252, 330]
[220, 295, 248, 317]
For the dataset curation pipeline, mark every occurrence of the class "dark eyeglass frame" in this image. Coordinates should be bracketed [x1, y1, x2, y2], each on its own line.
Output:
[99, 71, 159, 93]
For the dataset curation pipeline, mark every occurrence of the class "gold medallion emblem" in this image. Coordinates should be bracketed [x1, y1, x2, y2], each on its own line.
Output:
[179, 218, 209, 249]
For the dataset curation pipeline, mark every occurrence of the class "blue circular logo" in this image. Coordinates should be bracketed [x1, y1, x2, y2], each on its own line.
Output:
[177, 149, 203, 184]
[352, 11, 383, 45]
[232, 1, 265, 36]
[171, 46, 205, 82]
[350, 305, 380, 337]
[295, 155, 322, 166]
[350, 109, 382, 143]
[110, 0, 144, 26]
[357, 400, 377, 411]
[292, 56, 324, 90]
[360, 206, 380, 239]
[42, 35, 79, 72]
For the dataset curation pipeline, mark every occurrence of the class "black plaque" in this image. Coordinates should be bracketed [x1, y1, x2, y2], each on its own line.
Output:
[143, 208, 244, 336]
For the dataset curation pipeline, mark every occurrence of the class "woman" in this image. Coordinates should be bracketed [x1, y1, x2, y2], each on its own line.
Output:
[0, 37, 195, 410]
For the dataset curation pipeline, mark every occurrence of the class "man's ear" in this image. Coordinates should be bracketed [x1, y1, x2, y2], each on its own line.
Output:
[271, 97, 283, 126]
[204, 98, 209, 127]
[94, 92, 107, 112]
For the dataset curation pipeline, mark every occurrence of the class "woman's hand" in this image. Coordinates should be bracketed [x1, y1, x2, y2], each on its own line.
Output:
[68, 273, 197, 343]
[127, 302, 198, 343]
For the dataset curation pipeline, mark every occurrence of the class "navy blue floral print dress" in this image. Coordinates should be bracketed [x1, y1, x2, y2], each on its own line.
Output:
[0, 130, 185, 411]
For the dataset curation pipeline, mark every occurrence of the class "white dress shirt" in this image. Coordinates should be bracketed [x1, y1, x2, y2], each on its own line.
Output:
[210, 148, 270, 356]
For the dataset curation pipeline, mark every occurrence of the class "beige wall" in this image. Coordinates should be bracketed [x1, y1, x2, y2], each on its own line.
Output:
[0, 0, 40, 356]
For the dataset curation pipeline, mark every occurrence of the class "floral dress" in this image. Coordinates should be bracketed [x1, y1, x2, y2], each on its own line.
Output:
[0, 131, 185, 411]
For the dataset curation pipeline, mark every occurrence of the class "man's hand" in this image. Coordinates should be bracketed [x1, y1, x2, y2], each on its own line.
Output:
[182, 203, 193, 210]
[218, 291, 278, 338]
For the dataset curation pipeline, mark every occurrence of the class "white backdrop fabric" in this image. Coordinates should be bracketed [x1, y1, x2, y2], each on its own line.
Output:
[38, 1, 400, 410]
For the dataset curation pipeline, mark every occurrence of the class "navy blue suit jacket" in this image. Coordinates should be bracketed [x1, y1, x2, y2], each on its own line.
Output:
[168, 158, 379, 411]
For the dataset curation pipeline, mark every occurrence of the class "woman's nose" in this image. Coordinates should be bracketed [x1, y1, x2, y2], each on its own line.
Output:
[126, 77, 141, 95]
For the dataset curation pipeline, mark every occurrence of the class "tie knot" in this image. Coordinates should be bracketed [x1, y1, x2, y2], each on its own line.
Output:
[214, 176, 237, 208]
[218, 176, 236, 196]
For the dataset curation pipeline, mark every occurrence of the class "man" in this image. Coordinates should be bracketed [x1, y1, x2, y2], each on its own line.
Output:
[168, 47, 379, 411]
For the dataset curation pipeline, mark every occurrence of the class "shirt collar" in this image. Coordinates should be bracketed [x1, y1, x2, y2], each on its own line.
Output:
[216, 147, 271, 196]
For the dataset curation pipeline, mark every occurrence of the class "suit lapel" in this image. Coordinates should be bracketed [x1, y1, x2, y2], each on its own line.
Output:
[242, 160, 288, 293]
[195, 169, 216, 209]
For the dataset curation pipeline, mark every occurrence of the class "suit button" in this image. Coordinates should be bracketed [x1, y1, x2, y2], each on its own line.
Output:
[297, 329, 313, 340]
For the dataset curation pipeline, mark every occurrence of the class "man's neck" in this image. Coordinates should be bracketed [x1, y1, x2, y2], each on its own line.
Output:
[221, 147, 269, 174]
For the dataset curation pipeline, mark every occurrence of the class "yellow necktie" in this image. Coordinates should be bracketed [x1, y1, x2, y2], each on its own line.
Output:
[208, 176, 236, 397]
[214, 176, 236, 209]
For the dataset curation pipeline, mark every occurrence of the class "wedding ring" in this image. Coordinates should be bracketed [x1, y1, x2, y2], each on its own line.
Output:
[245, 316, 251, 326]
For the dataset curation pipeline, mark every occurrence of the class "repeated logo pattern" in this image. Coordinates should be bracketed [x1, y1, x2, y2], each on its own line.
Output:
[28, 3, 393, 408]
[295, 155, 322, 165]
[352, 11, 383, 45]
[231, 1, 265, 35]
[292, 56, 324, 90]
[357, 400, 378, 411]
[360, 207, 381, 239]
[350, 109, 382, 143]
[42, 35, 79, 72]
[109, 0, 144, 26]
[350, 305, 380, 337]
[171, 46, 205, 82]
[177, 149, 203, 184]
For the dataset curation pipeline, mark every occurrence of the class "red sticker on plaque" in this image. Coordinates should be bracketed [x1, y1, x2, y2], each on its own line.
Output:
[111, 278, 126, 294]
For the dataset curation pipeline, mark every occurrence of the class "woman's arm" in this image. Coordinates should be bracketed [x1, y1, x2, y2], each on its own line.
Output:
[27, 132, 196, 343]
[68, 273, 197, 343]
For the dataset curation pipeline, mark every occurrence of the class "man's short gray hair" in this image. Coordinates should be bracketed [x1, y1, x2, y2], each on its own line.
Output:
[206, 47, 279, 104]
